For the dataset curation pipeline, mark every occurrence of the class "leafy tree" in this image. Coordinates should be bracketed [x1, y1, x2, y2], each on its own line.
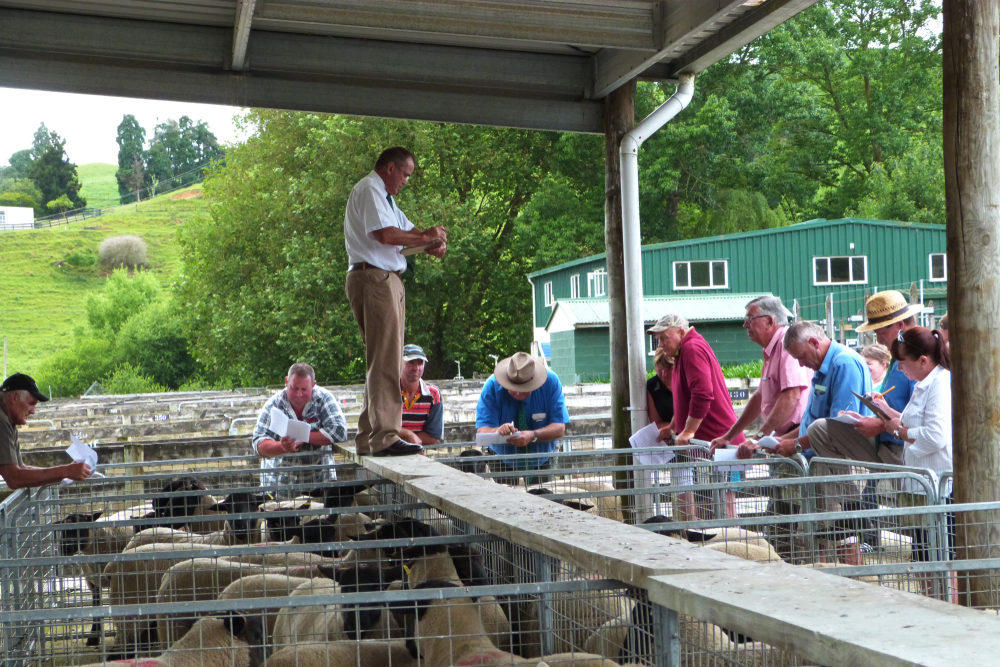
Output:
[34, 337, 116, 397]
[115, 114, 147, 203]
[146, 116, 224, 191]
[27, 131, 86, 213]
[180, 111, 563, 383]
[0, 178, 42, 211]
[46, 194, 74, 215]
[101, 362, 166, 395]
[115, 299, 200, 389]
[85, 268, 160, 337]
[1, 149, 32, 180]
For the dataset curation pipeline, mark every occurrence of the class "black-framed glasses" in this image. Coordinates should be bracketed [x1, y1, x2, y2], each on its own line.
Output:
[743, 314, 769, 325]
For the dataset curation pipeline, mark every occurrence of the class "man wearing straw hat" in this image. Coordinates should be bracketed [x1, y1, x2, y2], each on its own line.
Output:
[809, 290, 919, 464]
[476, 352, 570, 484]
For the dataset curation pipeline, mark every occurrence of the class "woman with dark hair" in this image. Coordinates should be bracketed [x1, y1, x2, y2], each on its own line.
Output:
[874, 327, 953, 594]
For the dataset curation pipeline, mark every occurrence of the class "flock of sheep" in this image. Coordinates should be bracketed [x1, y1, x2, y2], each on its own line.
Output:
[46, 462, 818, 667]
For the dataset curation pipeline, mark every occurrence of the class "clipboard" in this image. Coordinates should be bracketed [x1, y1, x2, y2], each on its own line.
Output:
[851, 391, 891, 420]
[401, 240, 443, 256]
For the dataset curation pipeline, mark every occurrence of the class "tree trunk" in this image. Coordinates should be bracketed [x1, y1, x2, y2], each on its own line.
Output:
[604, 82, 636, 518]
[943, 0, 1000, 608]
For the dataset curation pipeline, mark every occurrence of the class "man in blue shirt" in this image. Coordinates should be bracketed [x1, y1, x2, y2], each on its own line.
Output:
[772, 321, 873, 458]
[476, 352, 570, 485]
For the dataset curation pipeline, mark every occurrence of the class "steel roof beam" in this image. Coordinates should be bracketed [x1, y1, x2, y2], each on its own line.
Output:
[231, 0, 257, 72]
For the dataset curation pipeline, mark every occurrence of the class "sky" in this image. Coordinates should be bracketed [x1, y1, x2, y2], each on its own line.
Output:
[0, 87, 247, 167]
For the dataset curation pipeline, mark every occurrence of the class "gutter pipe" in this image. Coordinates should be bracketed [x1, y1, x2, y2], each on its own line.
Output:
[619, 74, 695, 434]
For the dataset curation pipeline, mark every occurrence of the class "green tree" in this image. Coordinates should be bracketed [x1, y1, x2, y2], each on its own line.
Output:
[85, 269, 160, 337]
[34, 337, 116, 397]
[179, 111, 562, 383]
[115, 299, 200, 389]
[116, 114, 147, 204]
[27, 132, 86, 213]
[0, 178, 42, 212]
[146, 116, 224, 191]
[1, 149, 32, 180]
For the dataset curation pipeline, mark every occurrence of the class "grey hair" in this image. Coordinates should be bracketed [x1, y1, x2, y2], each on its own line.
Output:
[784, 321, 827, 349]
[746, 295, 791, 325]
[1, 389, 29, 403]
[655, 313, 689, 332]
[287, 363, 316, 381]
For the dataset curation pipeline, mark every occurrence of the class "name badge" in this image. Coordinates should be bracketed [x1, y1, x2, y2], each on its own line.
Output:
[531, 413, 546, 421]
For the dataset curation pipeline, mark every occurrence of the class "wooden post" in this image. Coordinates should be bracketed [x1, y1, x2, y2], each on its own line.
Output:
[943, 0, 1000, 607]
[604, 81, 636, 518]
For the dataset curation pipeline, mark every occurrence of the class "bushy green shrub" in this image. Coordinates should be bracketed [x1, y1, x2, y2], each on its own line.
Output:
[86, 268, 160, 336]
[101, 362, 166, 395]
[115, 298, 200, 389]
[63, 248, 97, 269]
[722, 360, 763, 379]
[98, 234, 149, 270]
[34, 337, 116, 397]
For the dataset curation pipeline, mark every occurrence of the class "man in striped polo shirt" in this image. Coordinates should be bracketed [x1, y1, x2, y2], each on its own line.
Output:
[399, 344, 444, 446]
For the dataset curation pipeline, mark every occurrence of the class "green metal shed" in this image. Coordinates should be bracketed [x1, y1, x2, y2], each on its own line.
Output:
[528, 217, 947, 381]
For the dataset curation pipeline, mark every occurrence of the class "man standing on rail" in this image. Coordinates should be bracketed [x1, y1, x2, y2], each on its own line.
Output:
[344, 146, 447, 457]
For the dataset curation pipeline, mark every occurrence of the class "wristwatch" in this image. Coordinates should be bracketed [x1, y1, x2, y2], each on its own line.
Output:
[794, 441, 803, 454]
[530, 432, 539, 444]
[893, 427, 902, 439]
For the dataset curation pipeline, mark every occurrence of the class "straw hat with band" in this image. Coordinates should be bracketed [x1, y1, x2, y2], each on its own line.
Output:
[494, 352, 548, 393]
[855, 290, 923, 332]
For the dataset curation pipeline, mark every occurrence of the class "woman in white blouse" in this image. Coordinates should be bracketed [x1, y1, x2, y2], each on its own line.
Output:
[874, 326, 952, 595]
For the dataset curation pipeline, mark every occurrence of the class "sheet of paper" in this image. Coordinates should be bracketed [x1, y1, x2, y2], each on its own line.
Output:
[628, 423, 675, 465]
[269, 408, 312, 442]
[61, 433, 102, 484]
[66, 433, 98, 469]
[834, 412, 860, 425]
[476, 431, 517, 447]
[756, 434, 781, 451]
[713, 445, 748, 473]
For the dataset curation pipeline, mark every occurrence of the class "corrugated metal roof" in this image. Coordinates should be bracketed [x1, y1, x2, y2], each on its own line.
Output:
[0, 0, 820, 133]
[546, 293, 766, 332]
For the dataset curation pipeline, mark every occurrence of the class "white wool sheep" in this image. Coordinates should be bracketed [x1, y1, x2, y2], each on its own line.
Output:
[400, 582, 621, 667]
[264, 639, 417, 667]
[155, 557, 327, 646]
[75, 615, 258, 667]
[104, 541, 219, 655]
[217, 573, 315, 645]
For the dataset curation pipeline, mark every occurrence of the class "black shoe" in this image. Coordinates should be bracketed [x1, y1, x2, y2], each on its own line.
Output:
[372, 440, 424, 457]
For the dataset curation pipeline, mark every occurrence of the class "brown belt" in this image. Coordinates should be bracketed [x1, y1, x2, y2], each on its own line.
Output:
[348, 262, 401, 275]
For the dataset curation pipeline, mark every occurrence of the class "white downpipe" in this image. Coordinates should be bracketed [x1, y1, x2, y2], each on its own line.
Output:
[619, 74, 695, 434]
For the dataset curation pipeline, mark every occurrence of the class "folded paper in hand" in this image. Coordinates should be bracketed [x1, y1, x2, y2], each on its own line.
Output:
[628, 423, 675, 465]
[62, 433, 102, 485]
[476, 432, 517, 447]
[269, 408, 311, 443]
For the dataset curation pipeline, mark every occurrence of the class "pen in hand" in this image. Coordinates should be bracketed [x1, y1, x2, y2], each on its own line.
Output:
[873, 385, 895, 401]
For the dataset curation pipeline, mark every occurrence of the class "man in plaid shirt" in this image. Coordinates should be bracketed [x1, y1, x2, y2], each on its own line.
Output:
[252, 363, 348, 497]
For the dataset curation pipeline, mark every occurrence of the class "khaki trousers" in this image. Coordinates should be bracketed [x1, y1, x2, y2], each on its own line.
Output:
[346, 268, 405, 454]
[807, 417, 903, 511]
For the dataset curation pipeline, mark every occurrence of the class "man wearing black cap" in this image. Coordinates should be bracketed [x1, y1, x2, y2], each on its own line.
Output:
[398, 344, 444, 446]
[476, 352, 570, 483]
[0, 373, 92, 489]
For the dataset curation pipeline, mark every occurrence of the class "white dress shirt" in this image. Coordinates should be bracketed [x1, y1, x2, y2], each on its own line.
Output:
[343, 171, 414, 271]
[900, 364, 952, 494]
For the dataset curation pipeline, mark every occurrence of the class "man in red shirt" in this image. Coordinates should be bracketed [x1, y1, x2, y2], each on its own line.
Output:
[648, 314, 743, 519]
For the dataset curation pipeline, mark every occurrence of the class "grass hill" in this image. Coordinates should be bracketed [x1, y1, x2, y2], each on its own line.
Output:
[77, 163, 121, 210]
[0, 186, 206, 376]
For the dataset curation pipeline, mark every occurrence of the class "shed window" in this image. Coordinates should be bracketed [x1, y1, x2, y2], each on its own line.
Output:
[929, 253, 947, 281]
[543, 281, 554, 307]
[673, 260, 728, 290]
[0, 211, 5, 225]
[570, 274, 580, 298]
[813, 255, 867, 285]
[588, 269, 607, 297]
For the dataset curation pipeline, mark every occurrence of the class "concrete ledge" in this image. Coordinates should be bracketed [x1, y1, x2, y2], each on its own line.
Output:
[646, 563, 1000, 667]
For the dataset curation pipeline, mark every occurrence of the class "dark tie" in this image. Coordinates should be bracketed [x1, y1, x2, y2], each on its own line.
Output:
[386, 194, 394, 209]
[516, 401, 528, 431]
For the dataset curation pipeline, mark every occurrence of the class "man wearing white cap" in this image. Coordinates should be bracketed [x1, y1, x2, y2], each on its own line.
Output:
[399, 344, 444, 446]
[0, 373, 92, 489]
[476, 352, 570, 483]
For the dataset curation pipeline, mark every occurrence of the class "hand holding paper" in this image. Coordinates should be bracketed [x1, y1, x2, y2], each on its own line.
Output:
[269, 408, 311, 443]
